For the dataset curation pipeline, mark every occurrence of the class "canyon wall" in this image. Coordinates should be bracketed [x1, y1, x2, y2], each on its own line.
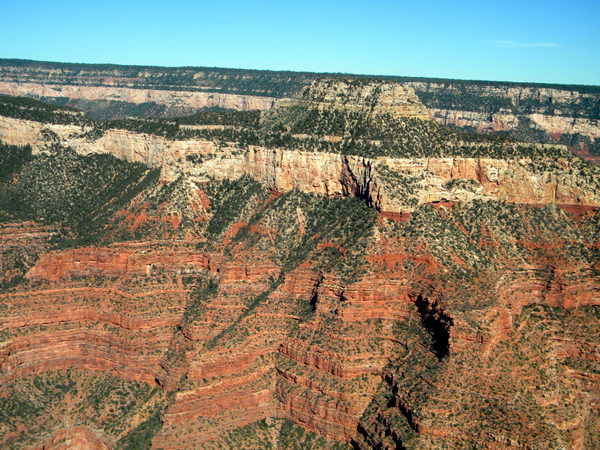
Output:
[3, 198, 597, 448]
[1, 58, 598, 160]
[408, 81, 600, 160]
[0, 75, 598, 449]
[0, 115, 597, 214]
[409, 81, 598, 128]
[0, 81, 277, 114]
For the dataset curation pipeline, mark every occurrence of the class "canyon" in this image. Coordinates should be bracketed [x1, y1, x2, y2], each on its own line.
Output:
[2, 58, 599, 161]
[0, 74, 598, 449]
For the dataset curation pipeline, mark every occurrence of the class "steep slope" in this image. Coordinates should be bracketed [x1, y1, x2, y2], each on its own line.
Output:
[0, 79, 598, 449]
[409, 81, 600, 159]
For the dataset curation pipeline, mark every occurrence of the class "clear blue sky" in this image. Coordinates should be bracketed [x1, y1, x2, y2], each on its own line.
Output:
[1, 0, 598, 85]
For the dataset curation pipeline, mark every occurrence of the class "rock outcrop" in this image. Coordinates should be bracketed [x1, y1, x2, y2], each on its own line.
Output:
[0, 76, 598, 449]
[1, 58, 597, 160]
[38, 426, 110, 450]
[281, 79, 429, 120]
[0, 81, 277, 115]
[0, 115, 598, 214]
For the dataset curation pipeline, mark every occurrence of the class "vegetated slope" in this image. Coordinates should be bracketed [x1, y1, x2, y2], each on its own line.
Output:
[0, 90, 585, 160]
[0, 79, 598, 449]
[1, 58, 598, 159]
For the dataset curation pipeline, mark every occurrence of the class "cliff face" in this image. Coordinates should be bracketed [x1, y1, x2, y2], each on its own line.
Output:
[0, 78, 599, 449]
[1, 86, 598, 214]
[0, 81, 277, 117]
[3, 186, 597, 449]
[283, 79, 429, 120]
[1, 58, 598, 160]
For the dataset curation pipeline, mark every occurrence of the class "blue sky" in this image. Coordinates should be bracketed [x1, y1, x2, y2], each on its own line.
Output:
[1, 0, 598, 85]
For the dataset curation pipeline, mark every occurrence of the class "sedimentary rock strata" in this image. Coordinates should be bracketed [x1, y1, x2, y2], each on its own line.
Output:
[1, 58, 597, 161]
[0, 77, 598, 449]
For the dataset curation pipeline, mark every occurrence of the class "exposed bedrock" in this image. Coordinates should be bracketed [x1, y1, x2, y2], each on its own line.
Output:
[1, 115, 598, 213]
[36, 425, 110, 450]
[2, 219, 598, 448]
[25, 244, 216, 281]
[0, 80, 277, 113]
[0, 77, 598, 448]
[0, 60, 598, 158]
[0, 281, 186, 385]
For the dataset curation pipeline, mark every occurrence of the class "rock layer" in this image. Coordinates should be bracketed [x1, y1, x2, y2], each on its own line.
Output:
[1, 58, 597, 160]
[0, 76, 599, 449]
[1, 115, 598, 213]
[0, 81, 277, 114]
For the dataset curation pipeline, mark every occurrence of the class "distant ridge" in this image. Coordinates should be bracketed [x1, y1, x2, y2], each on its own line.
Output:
[0, 58, 598, 158]
[2, 58, 599, 94]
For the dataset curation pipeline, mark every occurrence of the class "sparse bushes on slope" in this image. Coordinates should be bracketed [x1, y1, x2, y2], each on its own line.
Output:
[0, 143, 159, 246]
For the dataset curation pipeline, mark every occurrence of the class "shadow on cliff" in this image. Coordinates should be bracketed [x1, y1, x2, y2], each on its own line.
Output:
[414, 294, 453, 360]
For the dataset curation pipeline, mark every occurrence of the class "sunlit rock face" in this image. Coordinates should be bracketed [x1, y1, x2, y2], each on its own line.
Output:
[1, 79, 598, 214]
[0, 76, 598, 449]
[1, 58, 597, 163]
[278, 79, 430, 120]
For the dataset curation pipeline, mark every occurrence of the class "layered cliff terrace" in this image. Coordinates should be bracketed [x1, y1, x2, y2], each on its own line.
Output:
[1, 57, 598, 158]
[0, 80, 598, 218]
[0, 79, 598, 448]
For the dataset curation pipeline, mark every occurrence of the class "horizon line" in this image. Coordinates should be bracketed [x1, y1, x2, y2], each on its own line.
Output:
[1, 56, 599, 89]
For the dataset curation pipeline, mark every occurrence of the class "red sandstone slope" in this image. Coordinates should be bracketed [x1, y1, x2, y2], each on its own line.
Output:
[1, 189, 598, 449]
[0, 80, 599, 449]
